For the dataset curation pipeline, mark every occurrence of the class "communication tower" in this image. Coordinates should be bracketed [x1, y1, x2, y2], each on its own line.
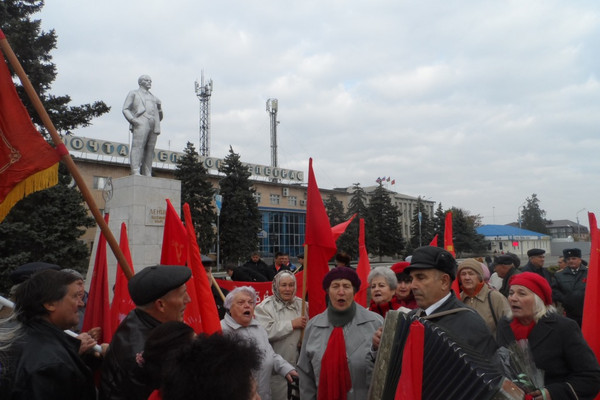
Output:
[195, 72, 213, 157]
[266, 98, 279, 181]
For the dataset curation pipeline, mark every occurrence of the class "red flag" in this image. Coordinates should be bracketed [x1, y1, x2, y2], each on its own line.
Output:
[305, 158, 337, 318]
[331, 213, 356, 242]
[429, 234, 438, 247]
[161, 199, 188, 266]
[354, 218, 370, 307]
[161, 199, 203, 333]
[583, 212, 600, 367]
[82, 213, 112, 343]
[395, 320, 424, 400]
[110, 222, 135, 335]
[183, 203, 222, 334]
[0, 39, 61, 221]
[444, 212, 455, 257]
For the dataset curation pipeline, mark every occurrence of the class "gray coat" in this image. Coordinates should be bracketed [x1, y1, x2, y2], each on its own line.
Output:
[297, 305, 384, 400]
[221, 313, 295, 400]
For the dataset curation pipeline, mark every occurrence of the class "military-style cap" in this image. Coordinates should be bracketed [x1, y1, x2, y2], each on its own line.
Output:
[495, 255, 516, 266]
[128, 265, 191, 306]
[10, 262, 61, 284]
[405, 246, 458, 280]
[563, 248, 582, 258]
[527, 248, 545, 257]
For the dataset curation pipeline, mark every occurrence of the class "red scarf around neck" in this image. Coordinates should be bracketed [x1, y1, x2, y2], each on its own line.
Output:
[318, 327, 352, 400]
[510, 318, 535, 340]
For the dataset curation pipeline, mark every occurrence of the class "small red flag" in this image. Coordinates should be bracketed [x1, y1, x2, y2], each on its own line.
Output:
[82, 213, 112, 343]
[183, 203, 222, 334]
[331, 213, 356, 242]
[395, 320, 424, 400]
[305, 158, 337, 318]
[110, 222, 135, 335]
[429, 234, 438, 247]
[161, 199, 203, 333]
[444, 212, 455, 257]
[354, 218, 370, 307]
[0, 41, 60, 221]
[583, 212, 600, 366]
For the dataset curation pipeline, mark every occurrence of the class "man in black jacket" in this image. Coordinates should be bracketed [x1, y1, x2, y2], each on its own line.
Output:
[552, 248, 588, 326]
[405, 246, 497, 357]
[100, 265, 192, 400]
[242, 251, 271, 280]
[1, 269, 96, 400]
[521, 248, 553, 285]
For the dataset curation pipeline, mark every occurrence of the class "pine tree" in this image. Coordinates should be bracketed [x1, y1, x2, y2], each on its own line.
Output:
[450, 207, 486, 256]
[366, 183, 403, 260]
[175, 142, 216, 254]
[337, 183, 369, 259]
[520, 194, 550, 234]
[0, 0, 110, 134]
[324, 194, 345, 226]
[432, 203, 446, 247]
[409, 197, 434, 248]
[218, 147, 261, 264]
[0, 165, 94, 293]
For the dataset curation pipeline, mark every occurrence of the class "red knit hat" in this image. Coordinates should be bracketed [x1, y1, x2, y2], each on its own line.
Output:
[391, 261, 410, 275]
[509, 272, 552, 305]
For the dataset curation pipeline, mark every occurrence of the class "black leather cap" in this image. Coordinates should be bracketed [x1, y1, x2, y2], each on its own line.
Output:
[128, 265, 191, 306]
[527, 248, 545, 257]
[404, 246, 457, 280]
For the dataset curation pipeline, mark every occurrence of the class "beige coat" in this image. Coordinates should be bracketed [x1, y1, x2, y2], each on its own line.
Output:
[460, 283, 510, 336]
[255, 296, 306, 400]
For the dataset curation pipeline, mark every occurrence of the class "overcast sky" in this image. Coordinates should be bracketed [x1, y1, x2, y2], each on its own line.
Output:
[32, 0, 600, 226]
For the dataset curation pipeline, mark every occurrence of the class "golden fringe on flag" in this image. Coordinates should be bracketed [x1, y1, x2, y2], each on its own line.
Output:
[0, 163, 58, 222]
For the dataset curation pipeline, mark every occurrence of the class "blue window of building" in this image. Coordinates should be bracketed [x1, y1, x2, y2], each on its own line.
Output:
[259, 207, 305, 258]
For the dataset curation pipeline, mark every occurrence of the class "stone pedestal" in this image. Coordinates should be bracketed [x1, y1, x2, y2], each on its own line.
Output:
[87, 175, 181, 300]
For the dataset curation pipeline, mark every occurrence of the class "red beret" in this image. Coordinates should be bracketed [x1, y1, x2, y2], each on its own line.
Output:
[391, 262, 410, 275]
[509, 272, 552, 305]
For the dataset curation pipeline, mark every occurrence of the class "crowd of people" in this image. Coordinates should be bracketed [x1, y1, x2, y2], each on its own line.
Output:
[0, 245, 599, 400]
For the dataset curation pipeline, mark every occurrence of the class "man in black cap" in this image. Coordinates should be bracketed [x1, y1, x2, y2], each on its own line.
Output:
[404, 246, 497, 357]
[520, 248, 553, 285]
[100, 265, 192, 400]
[493, 254, 521, 298]
[552, 248, 588, 327]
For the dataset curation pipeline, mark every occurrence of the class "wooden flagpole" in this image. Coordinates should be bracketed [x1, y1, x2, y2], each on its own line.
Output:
[0, 31, 133, 279]
[298, 243, 309, 346]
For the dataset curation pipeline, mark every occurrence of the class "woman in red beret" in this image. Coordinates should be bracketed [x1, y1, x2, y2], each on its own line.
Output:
[496, 272, 600, 400]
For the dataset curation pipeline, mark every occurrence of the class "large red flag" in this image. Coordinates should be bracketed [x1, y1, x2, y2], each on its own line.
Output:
[354, 218, 370, 307]
[110, 222, 135, 335]
[395, 320, 425, 400]
[0, 36, 61, 221]
[305, 158, 337, 318]
[161, 199, 203, 333]
[583, 212, 600, 370]
[82, 213, 112, 343]
[331, 213, 356, 242]
[183, 203, 222, 334]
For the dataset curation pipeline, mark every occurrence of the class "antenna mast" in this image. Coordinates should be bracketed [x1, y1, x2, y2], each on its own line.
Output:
[195, 72, 213, 157]
[266, 98, 279, 181]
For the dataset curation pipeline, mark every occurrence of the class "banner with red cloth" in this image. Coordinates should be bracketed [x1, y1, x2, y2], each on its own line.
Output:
[354, 218, 370, 307]
[110, 222, 135, 335]
[0, 39, 60, 221]
[305, 158, 337, 318]
[583, 212, 600, 377]
[82, 213, 112, 343]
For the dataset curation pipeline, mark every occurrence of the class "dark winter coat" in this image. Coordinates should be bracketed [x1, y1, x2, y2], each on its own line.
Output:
[499, 267, 520, 298]
[410, 292, 498, 358]
[552, 266, 588, 326]
[242, 259, 271, 280]
[497, 313, 600, 400]
[520, 262, 553, 286]
[2, 319, 96, 400]
[100, 309, 161, 400]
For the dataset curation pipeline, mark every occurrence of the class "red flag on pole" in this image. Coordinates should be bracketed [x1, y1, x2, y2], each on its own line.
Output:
[82, 213, 112, 343]
[331, 213, 356, 242]
[161, 199, 203, 333]
[444, 211, 461, 295]
[395, 320, 425, 400]
[583, 212, 600, 368]
[110, 222, 135, 335]
[0, 37, 60, 221]
[305, 158, 337, 318]
[429, 234, 438, 247]
[354, 218, 370, 307]
[183, 203, 222, 334]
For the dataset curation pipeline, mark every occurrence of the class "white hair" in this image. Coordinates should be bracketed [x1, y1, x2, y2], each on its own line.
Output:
[224, 286, 257, 310]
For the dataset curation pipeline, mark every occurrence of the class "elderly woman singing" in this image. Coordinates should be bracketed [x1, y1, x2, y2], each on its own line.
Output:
[221, 286, 298, 400]
[297, 267, 383, 400]
[255, 270, 308, 400]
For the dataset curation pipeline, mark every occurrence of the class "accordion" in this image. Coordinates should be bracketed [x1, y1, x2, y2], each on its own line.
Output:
[369, 311, 524, 400]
